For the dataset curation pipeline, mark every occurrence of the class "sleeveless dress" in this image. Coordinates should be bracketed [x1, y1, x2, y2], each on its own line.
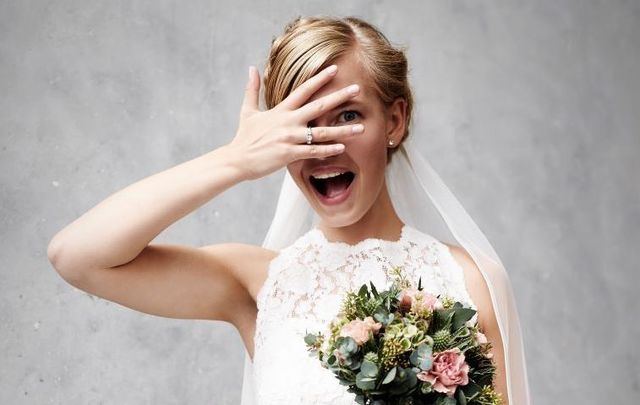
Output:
[251, 224, 478, 405]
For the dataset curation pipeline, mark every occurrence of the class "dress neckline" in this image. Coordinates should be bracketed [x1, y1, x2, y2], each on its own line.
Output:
[310, 223, 411, 249]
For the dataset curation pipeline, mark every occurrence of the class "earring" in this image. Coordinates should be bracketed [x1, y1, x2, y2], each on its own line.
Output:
[388, 139, 394, 146]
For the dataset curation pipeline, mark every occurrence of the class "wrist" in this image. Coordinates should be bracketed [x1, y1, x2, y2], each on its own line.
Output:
[208, 144, 250, 183]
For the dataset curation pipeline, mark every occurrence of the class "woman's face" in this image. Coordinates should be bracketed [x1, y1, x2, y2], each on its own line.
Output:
[286, 53, 406, 228]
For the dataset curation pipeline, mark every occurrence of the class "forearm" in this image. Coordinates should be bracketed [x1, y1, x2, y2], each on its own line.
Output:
[48, 145, 246, 272]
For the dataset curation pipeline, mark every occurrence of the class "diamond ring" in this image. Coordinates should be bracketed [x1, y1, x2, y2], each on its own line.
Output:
[306, 125, 313, 145]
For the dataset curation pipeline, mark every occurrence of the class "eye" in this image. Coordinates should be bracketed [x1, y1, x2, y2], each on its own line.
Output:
[338, 110, 360, 123]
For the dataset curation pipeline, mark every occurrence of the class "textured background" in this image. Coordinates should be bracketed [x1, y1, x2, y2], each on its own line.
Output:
[2, 1, 639, 403]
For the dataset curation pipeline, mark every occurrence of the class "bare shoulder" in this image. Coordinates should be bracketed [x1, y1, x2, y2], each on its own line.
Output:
[440, 242, 495, 330]
[199, 242, 279, 302]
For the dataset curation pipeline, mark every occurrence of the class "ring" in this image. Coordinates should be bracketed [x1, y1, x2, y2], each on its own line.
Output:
[306, 125, 313, 145]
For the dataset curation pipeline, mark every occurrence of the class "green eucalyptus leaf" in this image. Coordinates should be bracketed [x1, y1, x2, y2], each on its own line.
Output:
[405, 367, 418, 381]
[337, 336, 358, 355]
[361, 359, 378, 378]
[387, 313, 395, 324]
[410, 343, 433, 370]
[304, 333, 318, 346]
[381, 366, 397, 384]
[355, 371, 377, 390]
[388, 367, 418, 395]
[348, 357, 362, 371]
[373, 312, 386, 325]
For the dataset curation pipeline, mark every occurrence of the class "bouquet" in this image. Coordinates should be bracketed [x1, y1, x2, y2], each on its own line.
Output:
[304, 266, 503, 405]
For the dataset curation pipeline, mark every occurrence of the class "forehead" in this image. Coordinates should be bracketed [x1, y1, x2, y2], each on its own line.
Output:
[306, 53, 377, 105]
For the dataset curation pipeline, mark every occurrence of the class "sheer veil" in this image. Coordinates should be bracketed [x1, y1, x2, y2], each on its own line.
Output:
[239, 136, 532, 404]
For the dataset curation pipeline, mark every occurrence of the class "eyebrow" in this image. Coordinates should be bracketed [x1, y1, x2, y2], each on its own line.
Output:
[331, 100, 366, 112]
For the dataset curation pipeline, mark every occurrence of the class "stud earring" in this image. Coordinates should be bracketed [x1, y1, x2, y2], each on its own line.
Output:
[388, 139, 394, 146]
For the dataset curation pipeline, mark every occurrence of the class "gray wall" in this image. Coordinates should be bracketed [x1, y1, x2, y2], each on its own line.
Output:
[2, 1, 638, 403]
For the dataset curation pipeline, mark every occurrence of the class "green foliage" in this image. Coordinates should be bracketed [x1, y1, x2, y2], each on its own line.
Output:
[434, 396, 457, 405]
[409, 343, 433, 370]
[451, 305, 477, 331]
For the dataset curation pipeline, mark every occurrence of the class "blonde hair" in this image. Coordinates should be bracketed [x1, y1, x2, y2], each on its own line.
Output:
[262, 15, 414, 164]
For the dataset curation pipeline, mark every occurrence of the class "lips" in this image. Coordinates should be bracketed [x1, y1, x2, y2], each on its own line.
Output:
[309, 165, 355, 177]
[304, 163, 357, 206]
[310, 172, 355, 195]
[306, 167, 356, 206]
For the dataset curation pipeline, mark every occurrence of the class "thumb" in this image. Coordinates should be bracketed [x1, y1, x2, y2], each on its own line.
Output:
[241, 65, 260, 116]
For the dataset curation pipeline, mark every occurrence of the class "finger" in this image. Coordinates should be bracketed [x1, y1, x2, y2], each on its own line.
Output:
[241, 65, 260, 116]
[277, 64, 338, 111]
[295, 84, 360, 124]
[287, 123, 364, 144]
[289, 143, 345, 160]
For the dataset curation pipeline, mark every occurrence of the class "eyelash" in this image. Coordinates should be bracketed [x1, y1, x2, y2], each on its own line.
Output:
[338, 110, 361, 122]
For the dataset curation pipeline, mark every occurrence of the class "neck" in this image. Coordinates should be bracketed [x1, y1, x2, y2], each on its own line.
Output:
[318, 179, 404, 245]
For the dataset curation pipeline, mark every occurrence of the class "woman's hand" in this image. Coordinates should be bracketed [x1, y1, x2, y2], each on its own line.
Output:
[227, 64, 364, 181]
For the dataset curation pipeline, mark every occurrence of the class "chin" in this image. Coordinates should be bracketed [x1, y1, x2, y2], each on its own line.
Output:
[314, 210, 365, 229]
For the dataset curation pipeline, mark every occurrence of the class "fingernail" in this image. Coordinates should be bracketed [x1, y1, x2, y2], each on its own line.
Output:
[352, 124, 364, 133]
[248, 65, 254, 79]
[347, 84, 359, 95]
[327, 65, 337, 75]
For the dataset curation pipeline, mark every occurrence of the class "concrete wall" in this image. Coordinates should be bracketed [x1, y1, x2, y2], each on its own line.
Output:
[1, 1, 638, 403]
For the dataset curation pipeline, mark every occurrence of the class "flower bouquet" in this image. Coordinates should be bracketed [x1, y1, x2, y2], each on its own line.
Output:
[304, 266, 503, 405]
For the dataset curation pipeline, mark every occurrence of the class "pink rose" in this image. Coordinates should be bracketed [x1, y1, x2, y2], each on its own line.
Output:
[363, 316, 382, 334]
[416, 347, 469, 397]
[398, 288, 443, 314]
[339, 316, 382, 346]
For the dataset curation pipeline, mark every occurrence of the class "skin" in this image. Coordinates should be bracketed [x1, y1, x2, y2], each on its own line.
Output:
[48, 52, 509, 404]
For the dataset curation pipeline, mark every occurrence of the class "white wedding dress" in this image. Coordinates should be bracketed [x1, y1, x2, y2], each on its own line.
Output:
[250, 223, 479, 405]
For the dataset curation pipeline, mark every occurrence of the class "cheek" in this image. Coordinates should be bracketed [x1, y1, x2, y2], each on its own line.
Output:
[349, 128, 388, 189]
[353, 126, 388, 164]
[286, 162, 305, 188]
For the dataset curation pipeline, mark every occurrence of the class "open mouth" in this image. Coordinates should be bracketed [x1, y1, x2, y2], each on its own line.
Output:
[309, 171, 356, 199]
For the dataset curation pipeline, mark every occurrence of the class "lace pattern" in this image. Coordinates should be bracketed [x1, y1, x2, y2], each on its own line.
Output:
[252, 224, 478, 404]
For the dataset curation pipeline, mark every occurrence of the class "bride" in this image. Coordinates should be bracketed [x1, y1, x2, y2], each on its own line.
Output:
[47, 15, 530, 405]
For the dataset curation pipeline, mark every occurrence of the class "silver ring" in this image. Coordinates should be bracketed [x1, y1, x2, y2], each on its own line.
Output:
[306, 125, 313, 145]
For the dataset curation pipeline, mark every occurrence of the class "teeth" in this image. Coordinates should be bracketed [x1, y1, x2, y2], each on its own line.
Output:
[311, 171, 346, 180]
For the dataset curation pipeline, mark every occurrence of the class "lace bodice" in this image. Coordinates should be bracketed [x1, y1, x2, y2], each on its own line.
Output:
[251, 224, 478, 405]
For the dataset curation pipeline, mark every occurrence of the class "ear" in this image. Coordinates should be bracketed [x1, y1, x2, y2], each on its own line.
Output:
[385, 97, 407, 147]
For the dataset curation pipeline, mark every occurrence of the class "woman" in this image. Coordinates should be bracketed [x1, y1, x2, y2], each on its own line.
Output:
[48, 15, 529, 404]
